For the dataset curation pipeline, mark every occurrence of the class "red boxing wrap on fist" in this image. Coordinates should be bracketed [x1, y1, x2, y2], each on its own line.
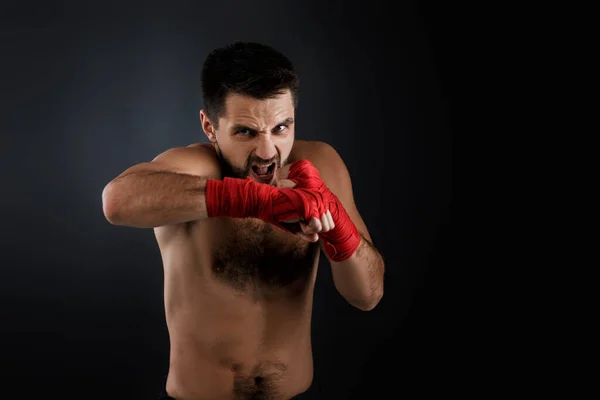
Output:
[288, 160, 361, 262]
[205, 176, 329, 235]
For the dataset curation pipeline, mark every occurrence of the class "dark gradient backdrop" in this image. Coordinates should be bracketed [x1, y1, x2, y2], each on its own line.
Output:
[1, 1, 454, 398]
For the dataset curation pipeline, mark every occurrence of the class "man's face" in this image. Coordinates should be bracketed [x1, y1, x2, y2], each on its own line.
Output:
[205, 90, 295, 186]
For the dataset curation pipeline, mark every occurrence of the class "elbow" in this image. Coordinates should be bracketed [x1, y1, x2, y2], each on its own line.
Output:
[350, 289, 384, 312]
[102, 183, 122, 225]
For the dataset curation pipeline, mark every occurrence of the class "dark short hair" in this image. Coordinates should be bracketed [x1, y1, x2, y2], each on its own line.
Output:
[201, 42, 300, 127]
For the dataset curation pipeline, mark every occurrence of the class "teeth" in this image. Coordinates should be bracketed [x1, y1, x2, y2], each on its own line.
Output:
[252, 163, 274, 178]
[251, 162, 275, 181]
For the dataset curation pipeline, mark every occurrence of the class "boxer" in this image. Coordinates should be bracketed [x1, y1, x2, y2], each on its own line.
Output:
[102, 42, 384, 400]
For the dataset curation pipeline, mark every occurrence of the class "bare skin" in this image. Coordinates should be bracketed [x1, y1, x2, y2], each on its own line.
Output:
[148, 142, 320, 400]
[102, 91, 381, 399]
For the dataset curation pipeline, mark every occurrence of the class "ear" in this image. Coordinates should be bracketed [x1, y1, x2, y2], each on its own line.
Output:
[200, 109, 217, 143]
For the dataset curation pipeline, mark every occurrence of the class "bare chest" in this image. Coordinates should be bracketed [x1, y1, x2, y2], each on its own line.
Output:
[194, 218, 320, 292]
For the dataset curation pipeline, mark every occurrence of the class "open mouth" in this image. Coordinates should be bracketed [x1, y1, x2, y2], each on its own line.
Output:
[250, 162, 276, 183]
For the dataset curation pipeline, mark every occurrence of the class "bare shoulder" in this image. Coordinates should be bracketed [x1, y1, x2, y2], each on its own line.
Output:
[186, 142, 217, 153]
[291, 140, 339, 162]
[160, 141, 217, 159]
[290, 140, 347, 180]
[150, 142, 221, 179]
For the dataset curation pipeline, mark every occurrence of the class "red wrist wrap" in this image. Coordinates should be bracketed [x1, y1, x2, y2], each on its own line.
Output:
[205, 159, 362, 262]
[320, 195, 361, 262]
[205, 177, 327, 234]
[288, 160, 361, 262]
[205, 177, 275, 219]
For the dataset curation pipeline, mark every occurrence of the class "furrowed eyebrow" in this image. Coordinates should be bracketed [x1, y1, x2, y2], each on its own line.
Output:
[230, 118, 294, 133]
[230, 124, 256, 132]
[275, 117, 294, 127]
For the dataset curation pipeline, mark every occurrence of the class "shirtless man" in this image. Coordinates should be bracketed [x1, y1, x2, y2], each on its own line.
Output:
[101, 42, 385, 400]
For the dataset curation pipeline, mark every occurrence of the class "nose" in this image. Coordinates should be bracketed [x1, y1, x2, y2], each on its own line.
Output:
[254, 134, 277, 161]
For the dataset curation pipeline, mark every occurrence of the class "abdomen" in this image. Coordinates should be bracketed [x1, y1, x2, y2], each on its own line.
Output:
[156, 218, 319, 399]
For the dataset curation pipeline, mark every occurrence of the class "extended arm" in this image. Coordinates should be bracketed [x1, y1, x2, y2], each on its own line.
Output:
[102, 144, 221, 228]
[102, 143, 341, 236]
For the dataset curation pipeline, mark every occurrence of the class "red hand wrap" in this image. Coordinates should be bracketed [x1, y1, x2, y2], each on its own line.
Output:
[205, 161, 362, 261]
[205, 176, 328, 235]
[205, 177, 274, 219]
[288, 160, 361, 262]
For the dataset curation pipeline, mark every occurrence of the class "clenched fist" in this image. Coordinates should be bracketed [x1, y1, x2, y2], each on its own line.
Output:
[277, 160, 361, 261]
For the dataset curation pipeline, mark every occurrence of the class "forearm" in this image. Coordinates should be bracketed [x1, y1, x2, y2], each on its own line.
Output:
[328, 235, 385, 311]
[102, 170, 209, 228]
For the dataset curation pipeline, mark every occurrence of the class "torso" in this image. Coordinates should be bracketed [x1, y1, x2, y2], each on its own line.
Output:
[155, 141, 321, 400]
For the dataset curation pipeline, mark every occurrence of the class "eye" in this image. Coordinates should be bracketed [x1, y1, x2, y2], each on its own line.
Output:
[274, 125, 287, 133]
[237, 128, 252, 136]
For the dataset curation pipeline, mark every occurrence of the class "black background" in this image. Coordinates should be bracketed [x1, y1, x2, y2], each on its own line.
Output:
[1, 1, 456, 398]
